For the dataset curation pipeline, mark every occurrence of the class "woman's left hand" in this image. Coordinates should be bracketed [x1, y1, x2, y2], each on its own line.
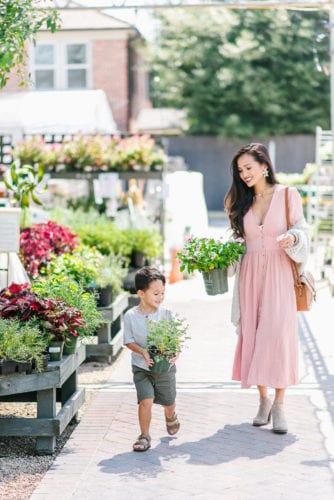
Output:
[277, 232, 295, 250]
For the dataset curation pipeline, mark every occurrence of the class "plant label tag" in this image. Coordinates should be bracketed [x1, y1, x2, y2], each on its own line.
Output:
[49, 347, 61, 353]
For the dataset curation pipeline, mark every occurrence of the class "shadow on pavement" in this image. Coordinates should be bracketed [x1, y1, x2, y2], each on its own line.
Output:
[298, 313, 334, 427]
[301, 458, 334, 468]
[99, 423, 297, 479]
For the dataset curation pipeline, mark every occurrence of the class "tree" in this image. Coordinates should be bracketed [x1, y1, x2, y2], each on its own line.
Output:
[0, 0, 59, 88]
[149, 9, 330, 137]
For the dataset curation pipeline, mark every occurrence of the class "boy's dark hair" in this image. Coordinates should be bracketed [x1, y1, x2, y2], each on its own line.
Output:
[134, 266, 166, 292]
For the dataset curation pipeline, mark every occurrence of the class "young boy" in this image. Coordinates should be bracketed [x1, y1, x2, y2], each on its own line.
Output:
[123, 266, 180, 452]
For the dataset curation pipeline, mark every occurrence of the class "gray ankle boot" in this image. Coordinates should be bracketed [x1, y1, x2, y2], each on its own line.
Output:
[253, 397, 272, 426]
[272, 402, 288, 434]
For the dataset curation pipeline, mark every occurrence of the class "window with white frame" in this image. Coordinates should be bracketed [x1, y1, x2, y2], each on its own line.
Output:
[31, 42, 89, 90]
[33, 44, 56, 89]
[65, 44, 88, 89]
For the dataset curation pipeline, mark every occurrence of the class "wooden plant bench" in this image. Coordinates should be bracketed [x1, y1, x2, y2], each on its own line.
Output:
[85, 292, 129, 363]
[0, 343, 86, 455]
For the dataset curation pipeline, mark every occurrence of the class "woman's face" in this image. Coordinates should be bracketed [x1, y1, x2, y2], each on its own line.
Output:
[237, 153, 266, 188]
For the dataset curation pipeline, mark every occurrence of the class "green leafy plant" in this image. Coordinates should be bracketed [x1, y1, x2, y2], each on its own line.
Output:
[128, 228, 163, 260]
[0, 0, 59, 89]
[4, 162, 47, 226]
[177, 236, 245, 274]
[95, 253, 127, 294]
[146, 315, 190, 359]
[33, 276, 102, 337]
[76, 223, 132, 257]
[49, 246, 102, 288]
[0, 318, 47, 371]
[0, 282, 86, 343]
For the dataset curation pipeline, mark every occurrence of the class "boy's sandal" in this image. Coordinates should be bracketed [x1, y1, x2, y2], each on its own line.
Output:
[165, 412, 180, 435]
[133, 433, 151, 452]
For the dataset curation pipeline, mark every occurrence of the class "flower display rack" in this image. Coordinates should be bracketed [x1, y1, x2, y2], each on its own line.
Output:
[85, 292, 129, 363]
[0, 343, 86, 455]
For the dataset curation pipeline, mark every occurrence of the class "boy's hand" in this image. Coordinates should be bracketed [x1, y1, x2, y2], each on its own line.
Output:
[169, 352, 180, 366]
[141, 349, 154, 367]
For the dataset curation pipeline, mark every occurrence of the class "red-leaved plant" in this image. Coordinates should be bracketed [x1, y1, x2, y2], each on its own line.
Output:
[0, 283, 86, 341]
[20, 221, 78, 278]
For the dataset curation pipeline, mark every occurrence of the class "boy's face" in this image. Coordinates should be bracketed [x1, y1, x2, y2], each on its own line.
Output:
[138, 279, 165, 310]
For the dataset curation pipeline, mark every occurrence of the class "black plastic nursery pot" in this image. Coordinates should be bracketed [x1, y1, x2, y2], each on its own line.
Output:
[96, 285, 113, 307]
[130, 251, 147, 269]
[0, 360, 18, 375]
[16, 361, 33, 374]
[148, 349, 174, 374]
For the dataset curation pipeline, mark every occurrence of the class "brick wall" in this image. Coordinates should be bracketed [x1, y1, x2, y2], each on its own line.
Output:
[92, 39, 129, 133]
[1, 64, 29, 92]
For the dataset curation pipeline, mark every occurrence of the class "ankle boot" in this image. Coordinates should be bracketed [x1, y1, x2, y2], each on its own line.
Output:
[272, 402, 288, 434]
[253, 397, 272, 426]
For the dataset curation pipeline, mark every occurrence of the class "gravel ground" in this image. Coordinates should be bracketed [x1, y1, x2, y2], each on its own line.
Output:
[0, 359, 119, 500]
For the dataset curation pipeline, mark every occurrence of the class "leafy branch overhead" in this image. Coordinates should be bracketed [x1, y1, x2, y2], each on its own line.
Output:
[0, 0, 59, 88]
[150, 9, 330, 137]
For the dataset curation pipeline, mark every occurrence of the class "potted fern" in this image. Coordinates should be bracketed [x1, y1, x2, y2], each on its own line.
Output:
[146, 315, 190, 374]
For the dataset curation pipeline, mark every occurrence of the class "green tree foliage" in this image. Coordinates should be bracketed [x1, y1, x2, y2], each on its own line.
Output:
[0, 0, 59, 88]
[150, 9, 330, 137]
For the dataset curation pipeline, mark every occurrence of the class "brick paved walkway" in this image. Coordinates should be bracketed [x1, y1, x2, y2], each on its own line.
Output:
[31, 275, 334, 500]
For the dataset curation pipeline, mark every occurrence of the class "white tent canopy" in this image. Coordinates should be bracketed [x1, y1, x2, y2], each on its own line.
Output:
[0, 89, 118, 141]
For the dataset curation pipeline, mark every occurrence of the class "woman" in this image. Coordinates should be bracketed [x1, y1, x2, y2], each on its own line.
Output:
[225, 143, 309, 434]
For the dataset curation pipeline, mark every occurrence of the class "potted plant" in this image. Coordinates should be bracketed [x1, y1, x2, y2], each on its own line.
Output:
[49, 245, 102, 289]
[33, 276, 102, 354]
[0, 318, 48, 374]
[146, 315, 190, 374]
[95, 253, 127, 307]
[177, 236, 245, 295]
[0, 282, 91, 360]
[3, 162, 47, 227]
[128, 228, 163, 267]
[20, 220, 78, 278]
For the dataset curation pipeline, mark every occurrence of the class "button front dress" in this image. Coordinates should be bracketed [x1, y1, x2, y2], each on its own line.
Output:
[232, 184, 303, 388]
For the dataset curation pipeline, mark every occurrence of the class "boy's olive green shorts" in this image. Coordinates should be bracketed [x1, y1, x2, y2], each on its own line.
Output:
[132, 364, 176, 406]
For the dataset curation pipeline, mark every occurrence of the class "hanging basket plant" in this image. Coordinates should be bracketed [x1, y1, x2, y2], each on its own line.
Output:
[177, 236, 245, 295]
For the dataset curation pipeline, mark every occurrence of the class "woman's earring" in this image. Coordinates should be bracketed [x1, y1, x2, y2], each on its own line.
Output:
[262, 168, 269, 178]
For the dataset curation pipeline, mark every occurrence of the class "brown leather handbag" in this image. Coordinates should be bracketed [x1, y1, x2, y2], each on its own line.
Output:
[285, 187, 316, 311]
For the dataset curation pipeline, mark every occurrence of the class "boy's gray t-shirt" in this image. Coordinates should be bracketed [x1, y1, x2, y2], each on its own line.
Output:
[123, 306, 172, 371]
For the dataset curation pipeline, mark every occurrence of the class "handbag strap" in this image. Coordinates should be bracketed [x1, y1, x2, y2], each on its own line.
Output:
[284, 187, 302, 287]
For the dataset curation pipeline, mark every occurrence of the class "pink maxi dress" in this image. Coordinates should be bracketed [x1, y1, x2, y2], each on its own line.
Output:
[232, 184, 303, 389]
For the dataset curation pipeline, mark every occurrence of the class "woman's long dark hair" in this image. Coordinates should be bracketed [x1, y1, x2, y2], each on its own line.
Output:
[224, 143, 278, 238]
